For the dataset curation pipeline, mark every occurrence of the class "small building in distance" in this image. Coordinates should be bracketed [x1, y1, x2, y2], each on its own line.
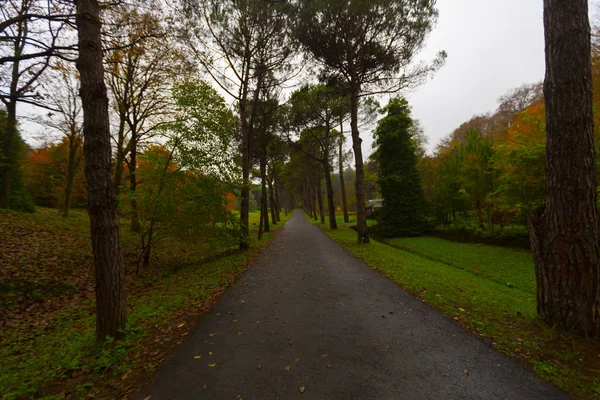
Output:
[366, 199, 383, 218]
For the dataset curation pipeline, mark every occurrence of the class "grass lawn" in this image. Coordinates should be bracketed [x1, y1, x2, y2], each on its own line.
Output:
[314, 217, 600, 399]
[0, 207, 289, 399]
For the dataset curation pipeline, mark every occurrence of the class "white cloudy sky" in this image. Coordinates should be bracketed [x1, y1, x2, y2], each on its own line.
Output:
[20, 0, 593, 158]
[405, 0, 546, 153]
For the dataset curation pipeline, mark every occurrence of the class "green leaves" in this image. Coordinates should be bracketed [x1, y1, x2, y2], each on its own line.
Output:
[167, 79, 239, 183]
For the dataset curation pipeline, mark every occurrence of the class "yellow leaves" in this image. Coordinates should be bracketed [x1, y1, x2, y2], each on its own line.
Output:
[299, 386, 306, 394]
[177, 323, 185, 328]
[194, 355, 201, 359]
[285, 365, 291, 371]
[208, 363, 217, 368]
[459, 308, 465, 312]
[209, 332, 216, 337]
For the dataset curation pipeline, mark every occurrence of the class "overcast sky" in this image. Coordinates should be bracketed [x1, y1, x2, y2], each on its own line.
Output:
[404, 0, 546, 153]
[17, 0, 555, 158]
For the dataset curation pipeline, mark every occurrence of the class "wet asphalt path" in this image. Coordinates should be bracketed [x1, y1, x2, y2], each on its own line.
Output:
[140, 210, 567, 400]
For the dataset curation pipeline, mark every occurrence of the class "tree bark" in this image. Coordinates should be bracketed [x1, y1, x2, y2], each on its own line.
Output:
[323, 157, 337, 229]
[274, 179, 281, 221]
[63, 134, 80, 218]
[113, 117, 127, 196]
[129, 136, 140, 233]
[269, 179, 277, 225]
[75, 0, 127, 342]
[528, 0, 600, 337]
[339, 121, 349, 223]
[311, 185, 317, 220]
[350, 85, 369, 243]
[260, 154, 270, 235]
[1, 102, 17, 209]
[316, 173, 325, 224]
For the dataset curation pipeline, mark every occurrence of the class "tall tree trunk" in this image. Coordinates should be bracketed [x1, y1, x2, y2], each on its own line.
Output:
[261, 159, 270, 234]
[129, 136, 140, 232]
[113, 117, 127, 196]
[528, 0, 600, 337]
[269, 179, 277, 225]
[316, 174, 325, 224]
[350, 86, 369, 243]
[338, 123, 349, 223]
[63, 135, 79, 218]
[311, 185, 317, 220]
[1, 102, 17, 209]
[75, 0, 127, 342]
[274, 180, 281, 221]
[240, 116, 251, 247]
[323, 158, 337, 229]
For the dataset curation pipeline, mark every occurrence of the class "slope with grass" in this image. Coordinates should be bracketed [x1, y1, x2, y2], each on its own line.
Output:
[0, 208, 290, 399]
[314, 217, 600, 399]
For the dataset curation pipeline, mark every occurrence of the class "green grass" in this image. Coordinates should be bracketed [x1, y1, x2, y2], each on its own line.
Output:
[0, 207, 290, 399]
[315, 217, 600, 399]
[385, 237, 536, 294]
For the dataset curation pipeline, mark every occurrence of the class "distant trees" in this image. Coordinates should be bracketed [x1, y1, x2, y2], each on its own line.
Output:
[372, 98, 426, 237]
[126, 79, 238, 271]
[288, 84, 350, 229]
[0, 0, 73, 209]
[39, 64, 83, 217]
[528, 0, 600, 337]
[184, 0, 295, 248]
[293, 0, 445, 243]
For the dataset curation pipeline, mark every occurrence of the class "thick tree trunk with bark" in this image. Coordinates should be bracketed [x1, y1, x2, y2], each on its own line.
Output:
[240, 117, 251, 247]
[323, 159, 337, 229]
[316, 174, 325, 224]
[338, 121, 349, 223]
[63, 135, 80, 218]
[258, 151, 269, 240]
[274, 180, 281, 221]
[129, 137, 140, 232]
[1, 102, 17, 208]
[528, 0, 600, 337]
[350, 85, 369, 243]
[311, 186, 317, 220]
[75, 0, 127, 342]
[113, 118, 127, 196]
[269, 179, 277, 225]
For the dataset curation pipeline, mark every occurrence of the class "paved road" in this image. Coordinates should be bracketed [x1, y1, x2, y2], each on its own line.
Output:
[140, 210, 567, 400]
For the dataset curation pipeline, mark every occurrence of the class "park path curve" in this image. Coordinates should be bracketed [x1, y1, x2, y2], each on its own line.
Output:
[139, 210, 567, 400]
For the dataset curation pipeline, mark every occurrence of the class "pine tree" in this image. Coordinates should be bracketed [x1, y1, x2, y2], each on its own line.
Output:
[373, 98, 426, 237]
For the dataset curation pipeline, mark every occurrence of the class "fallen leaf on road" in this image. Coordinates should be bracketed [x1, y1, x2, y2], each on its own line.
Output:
[177, 323, 185, 328]
[238, 331, 243, 336]
[208, 363, 217, 368]
[257, 364, 262, 370]
[285, 365, 291, 371]
[299, 386, 305, 394]
[143, 396, 151, 400]
[320, 354, 328, 358]
[464, 369, 469, 375]
[295, 357, 300, 362]
[209, 333, 216, 337]
[194, 356, 201, 359]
